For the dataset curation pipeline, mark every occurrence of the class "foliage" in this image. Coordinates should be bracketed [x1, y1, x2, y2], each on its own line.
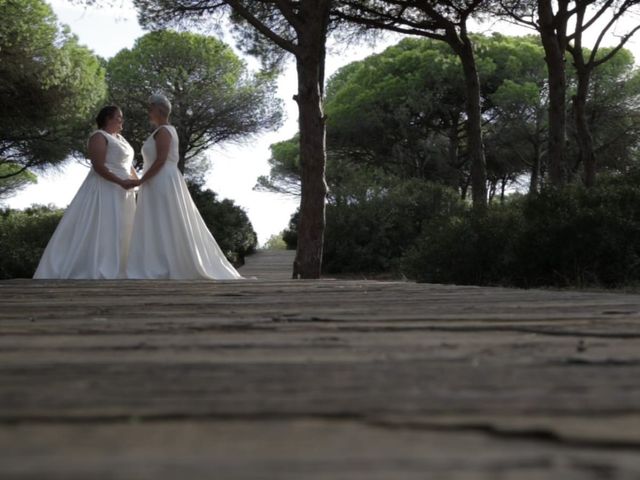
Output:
[281, 210, 299, 250]
[0, 0, 106, 181]
[0, 164, 37, 199]
[187, 181, 257, 266]
[260, 35, 547, 195]
[256, 136, 302, 195]
[263, 233, 287, 250]
[107, 30, 283, 172]
[512, 178, 640, 287]
[133, 1, 358, 70]
[325, 38, 469, 187]
[498, 0, 640, 186]
[401, 200, 525, 285]
[337, 0, 495, 210]
[262, 34, 640, 200]
[0, 205, 63, 279]
[403, 175, 640, 288]
[575, 48, 640, 172]
[323, 181, 465, 274]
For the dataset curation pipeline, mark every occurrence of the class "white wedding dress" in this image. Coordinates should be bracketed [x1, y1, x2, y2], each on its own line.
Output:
[126, 125, 242, 280]
[34, 131, 136, 279]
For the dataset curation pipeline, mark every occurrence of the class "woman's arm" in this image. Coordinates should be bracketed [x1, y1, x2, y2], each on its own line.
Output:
[88, 133, 133, 189]
[139, 127, 171, 184]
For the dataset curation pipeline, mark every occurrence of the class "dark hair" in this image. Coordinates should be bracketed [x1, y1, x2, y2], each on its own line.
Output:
[96, 105, 120, 129]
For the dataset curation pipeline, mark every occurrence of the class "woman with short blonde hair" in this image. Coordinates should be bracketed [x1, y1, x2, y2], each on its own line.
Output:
[126, 94, 242, 279]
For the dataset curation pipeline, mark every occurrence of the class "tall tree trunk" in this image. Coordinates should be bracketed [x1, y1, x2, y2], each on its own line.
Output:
[488, 181, 496, 203]
[529, 111, 543, 195]
[573, 68, 596, 187]
[292, 7, 329, 279]
[175, 126, 188, 174]
[447, 114, 460, 186]
[177, 148, 188, 174]
[460, 176, 470, 200]
[529, 138, 541, 195]
[457, 33, 487, 213]
[538, 0, 568, 186]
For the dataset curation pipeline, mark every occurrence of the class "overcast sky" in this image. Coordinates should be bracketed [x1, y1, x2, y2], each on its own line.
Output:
[5, 1, 640, 244]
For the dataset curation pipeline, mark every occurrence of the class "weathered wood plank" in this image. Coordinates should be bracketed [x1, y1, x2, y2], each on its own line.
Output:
[3, 419, 640, 480]
[240, 249, 295, 279]
[1, 251, 640, 478]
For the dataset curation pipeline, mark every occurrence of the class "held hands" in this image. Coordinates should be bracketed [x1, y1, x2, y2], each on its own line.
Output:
[119, 178, 141, 190]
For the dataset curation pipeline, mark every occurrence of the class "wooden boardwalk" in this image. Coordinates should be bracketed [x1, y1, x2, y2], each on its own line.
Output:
[2, 250, 640, 479]
[239, 248, 296, 279]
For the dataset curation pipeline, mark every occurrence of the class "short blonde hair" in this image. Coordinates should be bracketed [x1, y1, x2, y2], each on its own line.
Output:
[149, 93, 172, 117]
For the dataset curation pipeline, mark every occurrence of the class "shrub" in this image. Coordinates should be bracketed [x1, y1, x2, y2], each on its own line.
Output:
[323, 180, 465, 274]
[401, 200, 524, 285]
[281, 211, 299, 250]
[512, 179, 640, 287]
[258, 174, 640, 288]
[403, 176, 640, 288]
[188, 182, 257, 266]
[0, 205, 63, 279]
[263, 233, 287, 250]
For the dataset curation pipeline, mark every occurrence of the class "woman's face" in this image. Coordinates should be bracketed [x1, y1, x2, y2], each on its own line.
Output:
[106, 109, 124, 133]
[148, 104, 161, 126]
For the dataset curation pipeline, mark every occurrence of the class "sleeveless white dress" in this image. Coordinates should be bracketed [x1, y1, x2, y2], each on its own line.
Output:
[34, 131, 136, 279]
[126, 125, 242, 280]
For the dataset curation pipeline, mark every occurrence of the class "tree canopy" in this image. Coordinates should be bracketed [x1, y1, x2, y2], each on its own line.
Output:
[0, 0, 106, 192]
[499, 0, 640, 185]
[337, 0, 494, 211]
[106, 29, 283, 173]
[259, 34, 640, 200]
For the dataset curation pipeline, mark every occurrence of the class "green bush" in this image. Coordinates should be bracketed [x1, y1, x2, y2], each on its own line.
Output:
[512, 179, 640, 287]
[263, 233, 287, 250]
[188, 182, 257, 266]
[281, 211, 298, 250]
[401, 200, 524, 285]
[323, 180, 465, 274]
[0, 205, 63, 279]
[403, 175, 640, 288]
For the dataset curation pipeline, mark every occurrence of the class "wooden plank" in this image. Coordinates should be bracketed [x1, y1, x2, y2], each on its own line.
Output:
[240, 249, 295, 280]
[1, 253, 640, 478]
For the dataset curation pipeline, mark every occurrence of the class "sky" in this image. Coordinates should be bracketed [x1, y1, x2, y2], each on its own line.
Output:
[5, 1, 640, 245]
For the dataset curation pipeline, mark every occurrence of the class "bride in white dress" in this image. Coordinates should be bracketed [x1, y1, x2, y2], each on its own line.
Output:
[126, 94, 242, 280]
[34, 106, 138, 279]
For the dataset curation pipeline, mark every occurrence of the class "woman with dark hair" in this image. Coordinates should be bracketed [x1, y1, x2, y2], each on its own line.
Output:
[34, 106, 139, 279]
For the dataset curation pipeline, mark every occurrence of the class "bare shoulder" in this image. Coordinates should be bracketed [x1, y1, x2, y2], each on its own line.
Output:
[89, 130, 107, 145]
[88, 132, 108, 149]
[153, 126, 173, 146]
[155, 127, 172, 138]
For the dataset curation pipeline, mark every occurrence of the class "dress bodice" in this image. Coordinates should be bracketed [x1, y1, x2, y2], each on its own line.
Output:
[90, 130, 134, 179]
[141, 125, 180, 173]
